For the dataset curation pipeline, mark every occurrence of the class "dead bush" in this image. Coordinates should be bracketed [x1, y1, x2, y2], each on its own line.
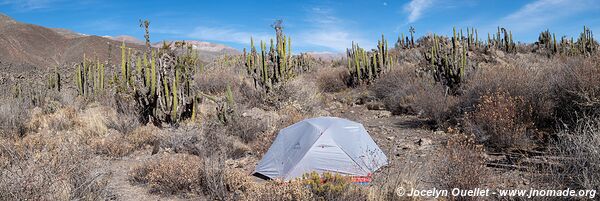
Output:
[460, 56, 556, 129]
[202, 123, 251, 159]
[0, 98, 30, 138]
[157, 126, 202, 156]
[371, 67, 457, 124]
[371, 161, 426, 201]
[432, 132, 488, 200]
[90, 131, 134, 157]
[227, 115, 268, 143]
[0, 136, 110, 200]
[551, 56, 600, 126]
[201, 154, 232, 200]
[130, 153, 203, 197]
[195, 66, 239, 94]
[126, 124, 159, 149]
[302, 172, 369, 201]
[236, 81, 268, 109]
[545, 116, 600, 190]
[317, 67, 349, 93]
[465, 91, 534, 150]
[273, 75, 322, 113]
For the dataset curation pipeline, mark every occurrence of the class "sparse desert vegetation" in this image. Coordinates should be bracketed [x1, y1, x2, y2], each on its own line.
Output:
[1, 6, 600, 200]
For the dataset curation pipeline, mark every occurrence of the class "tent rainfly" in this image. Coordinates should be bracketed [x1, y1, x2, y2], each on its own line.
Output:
[253, 117, 388, 181]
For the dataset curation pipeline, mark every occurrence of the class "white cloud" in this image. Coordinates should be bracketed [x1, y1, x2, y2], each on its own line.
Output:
[499, 0, 595, 32]
[186, 26, 271, 45]
[296, 7, 372, 52]
[404, 0, 433, 23]
[0, 0, 60, 11]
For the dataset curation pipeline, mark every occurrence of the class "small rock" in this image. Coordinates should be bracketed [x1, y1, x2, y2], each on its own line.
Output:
[366, 102, 385, 110]
[376, 111, 392, 118]
[386, 136, 395, 141]
[350, 110, 355, 114]
[416, 138, 432, 146]
[433, 131, 445, 135]
[397, 142, 416, 150]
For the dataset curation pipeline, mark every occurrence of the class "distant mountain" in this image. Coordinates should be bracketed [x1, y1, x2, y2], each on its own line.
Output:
[104, 35, 145, 45]
[0, 13, 144, 73]
[305, 51, 344, 61]
[0, 12, 239, 79]
[151, 40, 240, 60]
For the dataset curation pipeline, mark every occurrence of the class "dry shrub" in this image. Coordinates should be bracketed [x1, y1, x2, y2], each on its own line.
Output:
[202, 123, 251, 159]
[317, 67, 349, 93]
[543, 116, 600, 190]
[227, 115, 268, 143]
[551, 56, 600, 125]
[371, 66, 457, 123]
[460, 56, 556, 128]
[465, 91, 534, 150]
[250, 180, 314, 201]
[0, 135, 110, 200]
[26, 106, 78, 134]
[302, 172, 369, 201]
[433, 132, 488, 200]
[195, 66, 239, 94]
[371, 161, 426, 201]
[77, 105, 110, 138]
[90, 131, 134, 157]
[236, 81, 268, 109]
[105, 95, 141, 135]
[0, 97, 30, 138]
[126, 124, 159, 148]
[130, 153, 203, 197]
[201, 154, 231, 200]
[274, 74, 322, 113]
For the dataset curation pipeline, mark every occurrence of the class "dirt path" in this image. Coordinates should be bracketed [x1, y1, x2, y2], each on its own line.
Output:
[102, 151, 181, 201]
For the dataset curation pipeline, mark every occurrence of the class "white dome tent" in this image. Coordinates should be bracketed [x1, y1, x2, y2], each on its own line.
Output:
[253, 117, 388, 181]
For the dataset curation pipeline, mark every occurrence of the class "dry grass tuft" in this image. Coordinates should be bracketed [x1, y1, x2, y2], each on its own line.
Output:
[317, 67, 350, 93]
[0, 133, 111, 200]
[465, 91, 534, 150]
[90, 130, 134, 157]
[371, 66, 457, 124]
[432, 132, 488, 200]
[127, 124, 159, 149]
[195, 66, 240, 95]
[130, 153, 203, 197]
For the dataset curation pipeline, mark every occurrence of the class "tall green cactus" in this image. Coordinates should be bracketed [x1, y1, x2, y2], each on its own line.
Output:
[171, 68, 178, 121]
[121, 41, 127, 84]
[150, 50, 156, 96]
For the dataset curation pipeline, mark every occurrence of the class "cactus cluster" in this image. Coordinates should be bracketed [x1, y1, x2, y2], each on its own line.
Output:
[346, 34, 390, 86]
[487, 27, 516, 53]
[243, 20, 311, 93]
[125, 21, 201, 124]
[537, 26, 598, 56]
[425, 30, 469, 91]
[74, 54, 105, 96]
[396, 27, 416, 49]
[575, 26, 597, 56]
[47, 66, 61, 92]
[72, 20, 205, 125]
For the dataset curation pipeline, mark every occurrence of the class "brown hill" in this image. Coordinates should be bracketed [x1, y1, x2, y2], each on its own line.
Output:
[0, 13, 144, 74]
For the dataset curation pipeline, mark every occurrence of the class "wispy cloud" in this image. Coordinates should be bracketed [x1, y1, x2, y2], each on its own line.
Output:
[498, 0, 596, 32]
[1, 0, 98, 12]
[404, 0, 434, 23]
[0, 0, 61, 11]
[186, 26, 271, 45]
[296, 7, 372, 52]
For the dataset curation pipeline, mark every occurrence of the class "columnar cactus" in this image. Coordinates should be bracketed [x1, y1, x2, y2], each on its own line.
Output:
[121, 41, 127, 85]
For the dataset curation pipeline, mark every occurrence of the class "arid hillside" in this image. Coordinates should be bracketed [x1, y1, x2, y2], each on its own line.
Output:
[1, 12, 599, 201]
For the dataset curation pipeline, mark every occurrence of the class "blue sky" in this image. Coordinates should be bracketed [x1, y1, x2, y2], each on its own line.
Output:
[1, 0, 599, 52]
